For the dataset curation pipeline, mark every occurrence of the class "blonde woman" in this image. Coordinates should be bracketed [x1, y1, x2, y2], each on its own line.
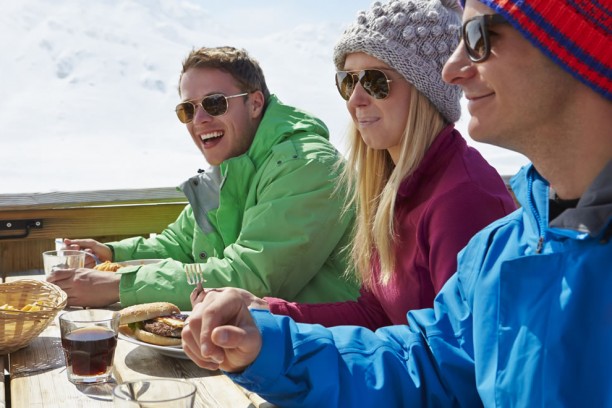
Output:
[191, 0, 516, 329]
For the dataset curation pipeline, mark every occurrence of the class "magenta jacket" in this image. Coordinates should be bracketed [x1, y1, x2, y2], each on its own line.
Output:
[265, 125, 516, 330]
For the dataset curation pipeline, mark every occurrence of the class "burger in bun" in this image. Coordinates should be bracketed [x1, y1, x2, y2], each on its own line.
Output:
[119, 302, 187, 347]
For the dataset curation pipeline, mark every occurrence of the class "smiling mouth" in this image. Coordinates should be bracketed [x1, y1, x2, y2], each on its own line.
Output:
[466, 92, 494, 101]
[200, 131, 223, 144]
[357, 117, 379, 127]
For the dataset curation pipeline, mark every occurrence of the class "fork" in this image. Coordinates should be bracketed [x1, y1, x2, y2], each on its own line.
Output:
[184, 263, 206, 285]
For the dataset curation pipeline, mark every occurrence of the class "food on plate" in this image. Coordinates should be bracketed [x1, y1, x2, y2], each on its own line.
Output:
[119, 302, 187, 347]
[0, 300, 44, 312]
[94, 260, 123, 272]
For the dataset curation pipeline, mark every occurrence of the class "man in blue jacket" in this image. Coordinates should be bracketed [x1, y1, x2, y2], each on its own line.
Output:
[181, 0, 612, 406]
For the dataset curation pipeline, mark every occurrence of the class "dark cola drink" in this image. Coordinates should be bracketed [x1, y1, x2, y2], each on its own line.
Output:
[61, 326, 117, 378]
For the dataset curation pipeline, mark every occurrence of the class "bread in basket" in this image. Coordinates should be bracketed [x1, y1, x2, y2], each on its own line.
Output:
[0, 279, 68, 354]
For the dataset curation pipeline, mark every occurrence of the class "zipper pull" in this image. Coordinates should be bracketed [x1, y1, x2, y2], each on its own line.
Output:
[536, 236, 544, 254]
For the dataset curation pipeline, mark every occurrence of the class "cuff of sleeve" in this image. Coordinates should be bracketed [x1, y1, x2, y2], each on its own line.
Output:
[106, 241, 132, 262]
[263, 297, 287, 315]
[115, 265, 141, 306]
[108, 244, 116, 261]
[226, 309, 285, 390]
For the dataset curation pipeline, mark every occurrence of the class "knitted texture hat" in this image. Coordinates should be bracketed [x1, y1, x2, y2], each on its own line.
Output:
[334, 0, 463, 123]
[468, 0, 612, 100]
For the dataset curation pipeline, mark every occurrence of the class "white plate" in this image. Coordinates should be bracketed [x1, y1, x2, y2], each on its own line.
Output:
[117, 259, 165, 267]
[118, 311, 190, 360]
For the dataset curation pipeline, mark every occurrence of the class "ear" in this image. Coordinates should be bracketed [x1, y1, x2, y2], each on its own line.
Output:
[249, 90, 265, 119]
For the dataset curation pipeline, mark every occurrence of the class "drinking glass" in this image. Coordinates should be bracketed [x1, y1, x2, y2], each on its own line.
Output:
[59, 309, 120, 384]
[113, 379, 197, 407]
[42, 250, 87, 276]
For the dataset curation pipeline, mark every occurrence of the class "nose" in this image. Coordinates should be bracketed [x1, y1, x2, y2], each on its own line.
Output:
[442, 41, 475, 85]
[192, 104, 213, 123]
[347, 81, 371, 108]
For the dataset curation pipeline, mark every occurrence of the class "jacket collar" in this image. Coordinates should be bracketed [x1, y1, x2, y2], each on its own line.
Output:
[179, 166, 222, 234]
[220, 94, 329, 173]
[397, 124, 462, 198]
[512, 160, 612, 238]
[550, 160, 612, 237]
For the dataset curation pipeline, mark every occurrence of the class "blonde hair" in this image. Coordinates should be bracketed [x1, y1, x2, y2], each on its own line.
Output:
[340, 86, 447, 288]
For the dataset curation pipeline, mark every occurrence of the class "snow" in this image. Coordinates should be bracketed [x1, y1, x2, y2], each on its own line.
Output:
[0, 0, 528, 194]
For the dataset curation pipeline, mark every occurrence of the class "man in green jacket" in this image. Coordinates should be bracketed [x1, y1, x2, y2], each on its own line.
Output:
[49, 46, 359, 310]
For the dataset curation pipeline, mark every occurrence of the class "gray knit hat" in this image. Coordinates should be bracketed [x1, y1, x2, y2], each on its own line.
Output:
[334, 0, 462, 123]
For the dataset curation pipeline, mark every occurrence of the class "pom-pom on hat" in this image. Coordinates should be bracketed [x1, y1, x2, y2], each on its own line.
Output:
[333, 0, 463, 123]
[466, 0, 612, 100]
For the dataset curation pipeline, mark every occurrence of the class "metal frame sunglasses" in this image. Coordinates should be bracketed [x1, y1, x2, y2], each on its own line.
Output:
[175, 92, 248, 124]
[335, 69, 392, 100]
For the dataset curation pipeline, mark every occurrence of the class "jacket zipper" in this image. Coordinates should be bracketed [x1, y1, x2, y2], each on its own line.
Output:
[527, 174, 546, 254]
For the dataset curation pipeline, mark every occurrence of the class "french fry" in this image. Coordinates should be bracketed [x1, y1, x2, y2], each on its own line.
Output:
[0, 300, 44, 312]
[93, 260, 123, 272]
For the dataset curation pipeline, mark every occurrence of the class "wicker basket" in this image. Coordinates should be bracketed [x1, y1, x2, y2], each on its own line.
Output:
[0, 279, 68, 354]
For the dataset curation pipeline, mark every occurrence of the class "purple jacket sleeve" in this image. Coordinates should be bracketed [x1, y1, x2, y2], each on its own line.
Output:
[265, 285, 392, 330]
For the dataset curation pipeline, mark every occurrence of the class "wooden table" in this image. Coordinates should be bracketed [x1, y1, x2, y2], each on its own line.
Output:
[4, 307, 274, 407]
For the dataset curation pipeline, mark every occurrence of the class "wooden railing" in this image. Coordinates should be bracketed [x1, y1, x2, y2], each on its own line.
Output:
[0, 176, 516, 280]
[0, 188, 188, 280]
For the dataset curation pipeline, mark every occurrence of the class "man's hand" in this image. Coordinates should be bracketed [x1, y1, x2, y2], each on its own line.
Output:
[47, 268, 121, 307]
[63, 238, 113, 268]
[182, 288, 262, 373]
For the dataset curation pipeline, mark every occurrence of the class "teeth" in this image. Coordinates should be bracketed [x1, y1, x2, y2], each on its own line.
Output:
[200, 131, 223, 141]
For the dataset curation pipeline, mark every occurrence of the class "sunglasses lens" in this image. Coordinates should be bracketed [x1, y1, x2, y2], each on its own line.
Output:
[360, 70, 389, 99]
[202, 94, 228, 116]
[335, 70, 390, 100]
[335, 72, 355, 100]
[175, 103, 194, 124]
[464, 19, 487, 61]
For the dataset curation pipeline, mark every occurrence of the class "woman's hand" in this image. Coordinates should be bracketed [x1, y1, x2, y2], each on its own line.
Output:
[190, 284, 270, 311]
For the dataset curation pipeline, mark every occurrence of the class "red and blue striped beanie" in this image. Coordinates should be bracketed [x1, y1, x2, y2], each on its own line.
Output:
[462, 0, 611, 100]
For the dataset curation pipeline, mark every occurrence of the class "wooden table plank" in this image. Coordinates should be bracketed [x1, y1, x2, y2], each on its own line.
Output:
[113, 338, 255, 408]
[9, 324, 112, 408]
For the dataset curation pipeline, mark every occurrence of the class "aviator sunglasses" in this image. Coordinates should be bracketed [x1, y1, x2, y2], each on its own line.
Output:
[175, 92, 248, 123]
[462, 13, 508, 62]
[335, 69, 392, 100]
